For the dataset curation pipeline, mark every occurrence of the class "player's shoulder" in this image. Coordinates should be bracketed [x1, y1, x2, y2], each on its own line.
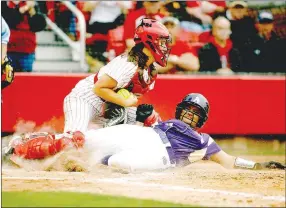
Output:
[106, 53, 135, 67]
[158, 119, 193, 131]
[157, 119, 204, 140]
[98, 53, 137, 76]
[109, 53, 128, 64]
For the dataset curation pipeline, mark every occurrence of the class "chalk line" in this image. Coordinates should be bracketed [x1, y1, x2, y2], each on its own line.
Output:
[2, 176, 285, 202]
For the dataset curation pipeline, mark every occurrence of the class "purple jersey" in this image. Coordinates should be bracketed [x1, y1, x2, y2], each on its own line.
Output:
[154, 119, 221, 166]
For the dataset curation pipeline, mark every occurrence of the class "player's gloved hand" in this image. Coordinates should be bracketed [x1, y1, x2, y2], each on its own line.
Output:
[1, 57, 15, 89]
[104, 102, 127, 127]
[104, 102, 124, 119]
[136, 104, 161, 127]
[256, 161, 286, 170]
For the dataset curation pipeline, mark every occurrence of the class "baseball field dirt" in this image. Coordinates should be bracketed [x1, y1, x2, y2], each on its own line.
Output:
[2, 153, 285, 207]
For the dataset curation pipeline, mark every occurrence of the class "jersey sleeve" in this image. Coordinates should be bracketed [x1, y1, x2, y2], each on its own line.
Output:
[201, 134, 221, 160]
[98, 56, 136, 89]
[1, 17, 10, 44]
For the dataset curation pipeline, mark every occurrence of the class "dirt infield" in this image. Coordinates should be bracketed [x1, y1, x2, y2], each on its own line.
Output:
[2, 155, 285, 207]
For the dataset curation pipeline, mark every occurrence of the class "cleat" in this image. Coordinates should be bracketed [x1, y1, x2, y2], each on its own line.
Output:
[3, 135, 24, 156]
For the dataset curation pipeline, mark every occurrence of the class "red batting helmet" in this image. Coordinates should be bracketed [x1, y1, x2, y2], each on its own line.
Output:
[134, 18, 172, 67]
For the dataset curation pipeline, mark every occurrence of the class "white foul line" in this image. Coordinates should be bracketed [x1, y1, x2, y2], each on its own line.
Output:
[2, 176, 285, 202]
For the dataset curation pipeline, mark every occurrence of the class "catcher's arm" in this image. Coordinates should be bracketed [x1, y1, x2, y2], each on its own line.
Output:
[93, 74, 137, 107]
[210, 150, 285, 170]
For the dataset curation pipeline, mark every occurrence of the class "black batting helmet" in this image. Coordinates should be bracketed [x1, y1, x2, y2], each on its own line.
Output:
[175, 93, 210, 128]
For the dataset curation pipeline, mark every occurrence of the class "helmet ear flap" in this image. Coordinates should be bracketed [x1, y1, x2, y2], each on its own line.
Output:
[175, 102, 184, 119]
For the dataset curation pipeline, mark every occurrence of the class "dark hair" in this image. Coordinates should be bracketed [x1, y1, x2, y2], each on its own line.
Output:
[128, 43, 150, 69]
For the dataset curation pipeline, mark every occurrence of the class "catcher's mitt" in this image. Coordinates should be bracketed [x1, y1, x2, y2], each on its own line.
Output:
[104, 102, 127, 127]
[1, 57, 14, 89]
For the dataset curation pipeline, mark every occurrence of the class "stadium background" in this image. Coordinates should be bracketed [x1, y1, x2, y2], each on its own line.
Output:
[1, 1, 285, 207]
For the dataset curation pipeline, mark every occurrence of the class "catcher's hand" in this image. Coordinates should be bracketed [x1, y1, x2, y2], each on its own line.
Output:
[104, 102, 127, 127]
[104, 102, 124, 119]
[1, 57, 14, 89]
[256, 161, 285, 170]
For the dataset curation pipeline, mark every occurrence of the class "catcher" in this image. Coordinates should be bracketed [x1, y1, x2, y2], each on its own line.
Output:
[4, 93, 285, 172]
[63, 18, 171, 132]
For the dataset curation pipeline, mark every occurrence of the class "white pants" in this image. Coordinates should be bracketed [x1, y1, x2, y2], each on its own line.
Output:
[84, 124, 173, 172]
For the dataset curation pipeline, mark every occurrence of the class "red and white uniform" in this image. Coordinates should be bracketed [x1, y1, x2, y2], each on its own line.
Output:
[64, 54, 156, 132]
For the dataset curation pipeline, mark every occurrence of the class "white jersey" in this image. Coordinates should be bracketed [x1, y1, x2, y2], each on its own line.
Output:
[69, 54, 137, 105]
[64, 54, 144, 132]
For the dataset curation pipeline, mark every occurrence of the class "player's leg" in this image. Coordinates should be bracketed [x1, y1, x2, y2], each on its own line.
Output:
[106, 147, 173, 172]
[64, 95, 96, 132]
[12, 132, 85, 160]
[84, 124, 172, 167]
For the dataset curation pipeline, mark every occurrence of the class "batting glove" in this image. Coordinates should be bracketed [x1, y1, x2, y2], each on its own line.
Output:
[136, 104, 161, 126]
[256, 161, 286, 170]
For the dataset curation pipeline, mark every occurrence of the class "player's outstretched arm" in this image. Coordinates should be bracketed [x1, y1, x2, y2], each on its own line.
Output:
[210, 150, 285, 170]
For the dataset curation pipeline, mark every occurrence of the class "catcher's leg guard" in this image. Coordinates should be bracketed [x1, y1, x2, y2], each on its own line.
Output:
[13, 135, 73, 159]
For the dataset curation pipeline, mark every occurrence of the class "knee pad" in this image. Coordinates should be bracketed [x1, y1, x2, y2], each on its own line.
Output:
[14, 135, 72, 159]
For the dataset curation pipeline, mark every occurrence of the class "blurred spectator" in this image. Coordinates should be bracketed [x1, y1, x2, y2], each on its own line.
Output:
[84, 1, 132, 35]
[163, 1, 186, 20]
[2, 1, 46, 72]
[1, 17, 10, 63]
[157, 17, 199, 74]
[54, 1, 77, 41]
[240, 11, 286, 73]
[83, 1, 132, 67]
[1, 16, 14, 89]
[123, 1, 165, 51]
[198, 16, 241, 74]
[226, 1, 257, 50]
[45, 1, 77, 40]
[182, 1, 226, 33]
